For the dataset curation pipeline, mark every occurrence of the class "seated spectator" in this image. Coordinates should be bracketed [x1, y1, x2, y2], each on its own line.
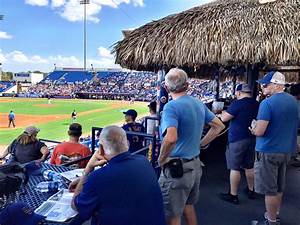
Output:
[122, 109, 145, 154]
[50, 123, 91, 168]
[69, 125, 166, 225]
[0, 126, 49, 164]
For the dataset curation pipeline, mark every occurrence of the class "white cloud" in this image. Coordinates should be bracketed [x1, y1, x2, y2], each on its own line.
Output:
[7, 51, 30, 63]
[51, 0, 65, 8]
[61, 0, 102, 23]
[0, 47, 119, 72]
[132, 0, 144, 7]
[98, 46, 113, 59]
[0, 50, 7, 63]
[0, 31, 13, 39]
[25, 0, 144, 23]
[25, 0, 49, 6]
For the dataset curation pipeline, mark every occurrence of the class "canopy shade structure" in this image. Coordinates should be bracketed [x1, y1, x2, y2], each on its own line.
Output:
[113, 0, 300, 74]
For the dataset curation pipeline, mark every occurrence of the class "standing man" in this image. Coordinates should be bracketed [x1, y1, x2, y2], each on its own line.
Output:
[144, 101, 159, 135]
[250, 71, 298, 225]
[47, 95, 52, 104]
[122, 109, 145, 154]
[69, 126, 166, 225]
[71, 109, 77, 123]
[219, 83, 259, 204]
[158, 68, 225, 225]
[8, 110, 16, 128]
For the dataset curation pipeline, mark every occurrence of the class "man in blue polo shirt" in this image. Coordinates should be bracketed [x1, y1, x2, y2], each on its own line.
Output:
[219, 83, 259, 204]
[158, 68, 225, 225]
[250, 71, 298, 225]
[69, 125, 166, 225]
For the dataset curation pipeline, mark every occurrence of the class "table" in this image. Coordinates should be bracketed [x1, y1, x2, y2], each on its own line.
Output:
[13, 163, 73, 225]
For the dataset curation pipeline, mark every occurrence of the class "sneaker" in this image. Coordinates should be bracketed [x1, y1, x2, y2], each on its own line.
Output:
[264, 212, 280, 223]
[251, 219, 280, 225]
[219, 192, 239, 204]
[244, 187, 256, 199]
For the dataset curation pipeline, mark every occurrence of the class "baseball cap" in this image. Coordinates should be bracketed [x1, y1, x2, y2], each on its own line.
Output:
[235, 83, 251, 93]
[0, 202, 45, 225]
[24, 126, 40, 136]
[123, 109, 138, 118]
[257, 71, 285, 85]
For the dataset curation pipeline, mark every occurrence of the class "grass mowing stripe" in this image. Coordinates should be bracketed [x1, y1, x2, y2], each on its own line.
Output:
[0, 101, 148, 145]
[0, 99, 108, 115]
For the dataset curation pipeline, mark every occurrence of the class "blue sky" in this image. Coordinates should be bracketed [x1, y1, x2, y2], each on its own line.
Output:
[0, 0, 211, 72]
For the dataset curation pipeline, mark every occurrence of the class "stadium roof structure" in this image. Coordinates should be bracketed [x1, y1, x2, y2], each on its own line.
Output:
[113, 0, 300, 75]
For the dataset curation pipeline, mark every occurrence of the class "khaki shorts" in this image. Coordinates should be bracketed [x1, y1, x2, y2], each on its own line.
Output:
[158, 158, 202, 218]
[254, 152, 291, 196]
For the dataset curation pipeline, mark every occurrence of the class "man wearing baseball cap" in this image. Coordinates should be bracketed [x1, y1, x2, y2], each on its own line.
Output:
[250, 71, 299, 225]
[219, 83, 259, 204]
[122, 109, 145, 154]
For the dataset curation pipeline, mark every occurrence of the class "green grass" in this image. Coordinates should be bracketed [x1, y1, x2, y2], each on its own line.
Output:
[0, 98, 108, 115]
[0, 98, 148, 145]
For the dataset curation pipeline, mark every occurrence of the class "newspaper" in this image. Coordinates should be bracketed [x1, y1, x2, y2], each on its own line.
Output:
[60, 168, 84, 182]
[34, 189, 77, 222]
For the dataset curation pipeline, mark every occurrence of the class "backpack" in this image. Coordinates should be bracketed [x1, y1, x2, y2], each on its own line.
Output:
[0, 162, 28, 196]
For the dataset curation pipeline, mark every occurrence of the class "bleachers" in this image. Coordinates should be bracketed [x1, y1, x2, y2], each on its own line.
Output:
[43, 70, 67, 82]
[0, 81, 15, 92]
[24, 69, 230, 102]
[61, 71, 94, 83]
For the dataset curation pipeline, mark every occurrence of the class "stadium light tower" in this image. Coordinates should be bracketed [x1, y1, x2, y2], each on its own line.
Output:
[80, 0, 90, 71]
[0, 15, 3, 81]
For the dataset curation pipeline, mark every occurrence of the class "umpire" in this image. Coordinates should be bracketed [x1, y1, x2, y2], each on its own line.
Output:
[158, 68, 224, 225]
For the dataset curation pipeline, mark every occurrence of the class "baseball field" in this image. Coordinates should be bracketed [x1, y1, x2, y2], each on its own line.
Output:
[0, 98, 148, 146]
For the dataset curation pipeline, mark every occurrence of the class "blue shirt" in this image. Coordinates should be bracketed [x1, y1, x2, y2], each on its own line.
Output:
[74, 152, 166, 225]
[226, 97, 259, 143]
[8, 112, 15, 120]
[161, 95, 215, 159]
[256, 92, 299, 153]
[122, 122, 145, 154]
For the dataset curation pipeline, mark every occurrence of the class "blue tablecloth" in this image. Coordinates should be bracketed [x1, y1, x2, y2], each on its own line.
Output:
[13, 163, 73, 225]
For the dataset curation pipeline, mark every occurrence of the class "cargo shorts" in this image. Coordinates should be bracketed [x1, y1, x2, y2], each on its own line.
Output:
[158, 158, 202, 218]
[254, 152, 291, 196]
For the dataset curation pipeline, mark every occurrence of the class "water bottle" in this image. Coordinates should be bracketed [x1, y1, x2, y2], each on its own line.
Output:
[42, 169, 62, 181]
[35, 181, 62, 193]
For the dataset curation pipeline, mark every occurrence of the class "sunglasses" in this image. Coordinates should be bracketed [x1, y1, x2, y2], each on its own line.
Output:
[261, 84, 270, 88]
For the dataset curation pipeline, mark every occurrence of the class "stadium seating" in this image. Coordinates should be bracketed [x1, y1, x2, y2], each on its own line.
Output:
[23, 70, 233, 102]
[43, 70, 66, 82]
[0, 81, 15, 93]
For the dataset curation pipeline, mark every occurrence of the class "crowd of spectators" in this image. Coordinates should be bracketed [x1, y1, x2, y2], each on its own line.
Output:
[21, 71, 235, 102]
[0, 81, 15, 92]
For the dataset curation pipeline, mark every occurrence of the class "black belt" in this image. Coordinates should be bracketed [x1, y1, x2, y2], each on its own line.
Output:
[181, 155, 199, 163]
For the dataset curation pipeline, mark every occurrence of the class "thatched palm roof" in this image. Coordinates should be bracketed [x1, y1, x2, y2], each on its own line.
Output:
[113, 0, 300, 71]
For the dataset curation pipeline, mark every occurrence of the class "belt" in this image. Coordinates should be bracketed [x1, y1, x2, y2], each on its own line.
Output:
[181, 155, 199, 163]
